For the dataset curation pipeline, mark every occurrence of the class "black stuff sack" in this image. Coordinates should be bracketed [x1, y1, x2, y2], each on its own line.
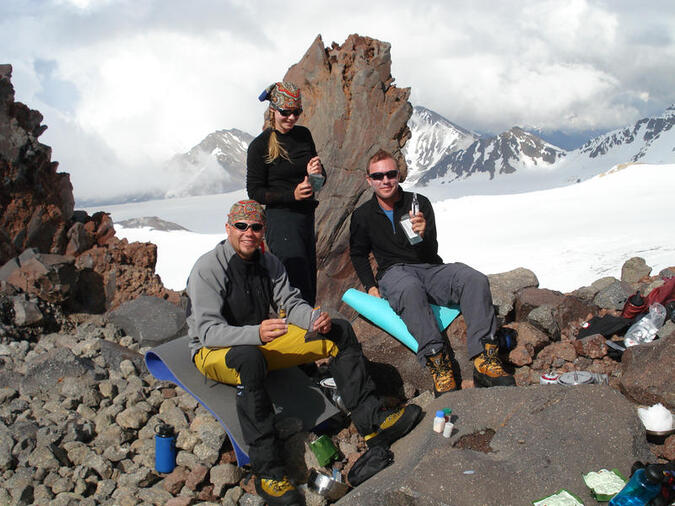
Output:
[347, 446, 394, 487]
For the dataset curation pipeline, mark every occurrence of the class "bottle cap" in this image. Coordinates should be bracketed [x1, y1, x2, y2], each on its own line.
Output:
[155, 423, 174, 437]
[644, 465, 663, 484]
[443, 408, 452, 416]
[435, 410, 445, 417]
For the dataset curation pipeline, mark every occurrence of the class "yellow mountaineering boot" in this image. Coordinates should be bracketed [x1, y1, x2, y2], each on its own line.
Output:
[473, 341, 516, 387]
[254, 476, 301, 505]
[364, 404, 423, 448]
[425, 349, 457, 397]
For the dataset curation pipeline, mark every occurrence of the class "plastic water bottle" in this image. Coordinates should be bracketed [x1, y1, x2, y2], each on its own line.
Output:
[154, 423, 176, 473]
[608, 466, 662, 505]
[624, 303, 666, 347]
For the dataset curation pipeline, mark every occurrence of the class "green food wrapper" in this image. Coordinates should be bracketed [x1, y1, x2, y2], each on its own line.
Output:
[582, 468, 627, 502]
[532, 488, 584, 505]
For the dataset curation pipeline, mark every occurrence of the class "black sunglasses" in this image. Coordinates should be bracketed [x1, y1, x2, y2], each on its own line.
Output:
[278, 108, 303, 117]
[232, 222, 264, 232]
[368, 169, 399, 181]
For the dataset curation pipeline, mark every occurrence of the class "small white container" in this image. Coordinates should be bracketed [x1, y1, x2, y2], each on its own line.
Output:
[443, 421, 453, 438]
[433, 411, 445, 433]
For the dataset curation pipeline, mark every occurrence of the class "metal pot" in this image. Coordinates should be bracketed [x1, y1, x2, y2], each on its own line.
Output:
[558, 371, 594, 386]
[307, 469, 351, 501]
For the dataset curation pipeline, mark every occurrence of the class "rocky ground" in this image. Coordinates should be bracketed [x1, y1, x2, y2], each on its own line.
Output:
[0, 257, 673, 505]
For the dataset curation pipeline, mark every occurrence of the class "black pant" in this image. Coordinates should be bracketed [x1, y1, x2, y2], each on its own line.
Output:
[225, 319, 382, 479]
[265, 207, 317, 305]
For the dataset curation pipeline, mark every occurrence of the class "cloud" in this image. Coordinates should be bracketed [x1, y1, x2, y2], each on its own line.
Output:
[1, 0, 674, 202]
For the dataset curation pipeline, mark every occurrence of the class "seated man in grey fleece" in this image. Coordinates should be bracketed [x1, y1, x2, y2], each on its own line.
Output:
[185, 199, 421, 506]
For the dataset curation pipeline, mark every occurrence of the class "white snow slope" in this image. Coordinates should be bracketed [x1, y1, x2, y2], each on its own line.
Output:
[89, 163, 674, 293]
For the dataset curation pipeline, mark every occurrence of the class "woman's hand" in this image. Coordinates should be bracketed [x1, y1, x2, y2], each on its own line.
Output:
[259, 318, 288, 343]
[367, 286, 381, 298]
[294, 176, 314, 200]
[307, 156, 322, 175]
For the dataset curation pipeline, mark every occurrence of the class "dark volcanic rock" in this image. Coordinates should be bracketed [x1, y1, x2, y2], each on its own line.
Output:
[514, 287, 565, 321]
[338, 385, 654, 506]
[619, 332, 675, 409]
[106, 295, 187, 347]
[99, 340, 145, 373]
[19, 347, 95, 397]
[284, 34, 412, 312]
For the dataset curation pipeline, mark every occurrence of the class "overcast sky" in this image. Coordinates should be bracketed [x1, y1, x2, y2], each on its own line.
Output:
[2, 0, 674, 202]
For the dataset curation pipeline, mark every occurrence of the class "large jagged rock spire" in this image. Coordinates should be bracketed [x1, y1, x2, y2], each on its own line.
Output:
[284, 34, 412, 310]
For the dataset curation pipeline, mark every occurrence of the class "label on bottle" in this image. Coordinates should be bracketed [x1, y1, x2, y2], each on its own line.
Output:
[400, 215, 422, 245]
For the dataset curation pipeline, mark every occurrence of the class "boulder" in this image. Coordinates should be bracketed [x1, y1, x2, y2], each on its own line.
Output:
[337, 385, 654, 505]
[5, 251, 77, 303]
[20, 347, 96, 397]
[488, 268, 539, 320]
[621, 257, 652, 285]
[514, 287, 565, 321]
[106, 295, 187, 347]
[593, 279, 633, 310]
[619, 332, 675, 409]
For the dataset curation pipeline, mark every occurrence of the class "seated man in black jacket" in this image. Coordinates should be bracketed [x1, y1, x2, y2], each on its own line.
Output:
[349, 150, 515, 396]
[187, 200, 421, 505]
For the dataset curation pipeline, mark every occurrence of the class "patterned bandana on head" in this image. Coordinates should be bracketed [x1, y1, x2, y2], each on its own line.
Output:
[228, 200, 266, 225]
[258, 81, 301, 110]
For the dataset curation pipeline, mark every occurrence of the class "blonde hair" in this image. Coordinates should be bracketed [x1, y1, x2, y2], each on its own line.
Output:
[264, 108, 290, 164]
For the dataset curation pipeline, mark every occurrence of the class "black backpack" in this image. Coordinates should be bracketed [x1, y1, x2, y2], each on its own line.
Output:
[347, 446, 394, 487]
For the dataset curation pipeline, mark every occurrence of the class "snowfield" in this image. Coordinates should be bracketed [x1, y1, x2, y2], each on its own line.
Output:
[91, 163, 674, 293]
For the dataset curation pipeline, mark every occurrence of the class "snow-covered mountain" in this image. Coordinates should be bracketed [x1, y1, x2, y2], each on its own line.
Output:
[410, 105, 675, 196]
[572, 105, 675, 166]
[164, 128, 253, 198]
[403, 106, 478, 184]
[418, 126, 566, 185]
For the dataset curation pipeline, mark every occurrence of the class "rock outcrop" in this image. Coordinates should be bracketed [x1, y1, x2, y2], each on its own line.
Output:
[0, 65, 177, 310]
[0, 64, 73, 263]
[284, 34, 412, 310]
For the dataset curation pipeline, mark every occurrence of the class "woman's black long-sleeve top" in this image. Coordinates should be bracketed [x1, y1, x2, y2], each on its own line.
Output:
[246, 126, 326, 212]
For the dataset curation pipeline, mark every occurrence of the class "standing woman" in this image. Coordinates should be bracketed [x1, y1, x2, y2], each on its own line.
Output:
[247, 82, 325, 305]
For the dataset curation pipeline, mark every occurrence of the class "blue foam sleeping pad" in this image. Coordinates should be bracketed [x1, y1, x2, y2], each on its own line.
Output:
[144, 336, 339, 467]
[341, 288, 461, 353]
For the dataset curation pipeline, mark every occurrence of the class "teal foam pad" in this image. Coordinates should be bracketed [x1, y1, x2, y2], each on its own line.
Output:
[341, 288, 460, 353]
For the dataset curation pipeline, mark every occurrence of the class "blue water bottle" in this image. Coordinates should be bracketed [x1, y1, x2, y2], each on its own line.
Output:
[154, 423, 176, 473]
[608, 465, 662, 505]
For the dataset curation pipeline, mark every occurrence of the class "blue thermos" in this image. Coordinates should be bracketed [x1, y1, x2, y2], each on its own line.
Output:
[154, 423, 176, 473]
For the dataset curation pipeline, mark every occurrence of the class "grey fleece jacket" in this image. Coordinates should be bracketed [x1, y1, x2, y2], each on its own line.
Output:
[186, 239, 314, 359]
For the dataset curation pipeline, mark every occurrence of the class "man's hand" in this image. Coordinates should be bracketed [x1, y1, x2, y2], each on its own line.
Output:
[312, 312, 332, 335]
[307, 156, 322, 175]
[409, 211, 426, 238]
[259, 318, 288, 343]
[367, 286, 381, 298]
[294, 176, 314, 200]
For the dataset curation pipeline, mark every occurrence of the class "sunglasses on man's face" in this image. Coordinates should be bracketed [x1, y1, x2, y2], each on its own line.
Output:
[232, 222, 264, 232]
[278, 108, 303, 117]
[368, 169, 399, 181]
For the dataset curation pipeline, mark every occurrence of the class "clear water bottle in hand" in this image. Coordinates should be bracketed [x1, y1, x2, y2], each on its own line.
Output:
[624, 303, 667, 347]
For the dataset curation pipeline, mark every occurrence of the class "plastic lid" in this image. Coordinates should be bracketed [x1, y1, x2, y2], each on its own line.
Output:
[443, 408, 452, 415]
[435, 410, 445, 417]
[644, 465, 663, 484]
